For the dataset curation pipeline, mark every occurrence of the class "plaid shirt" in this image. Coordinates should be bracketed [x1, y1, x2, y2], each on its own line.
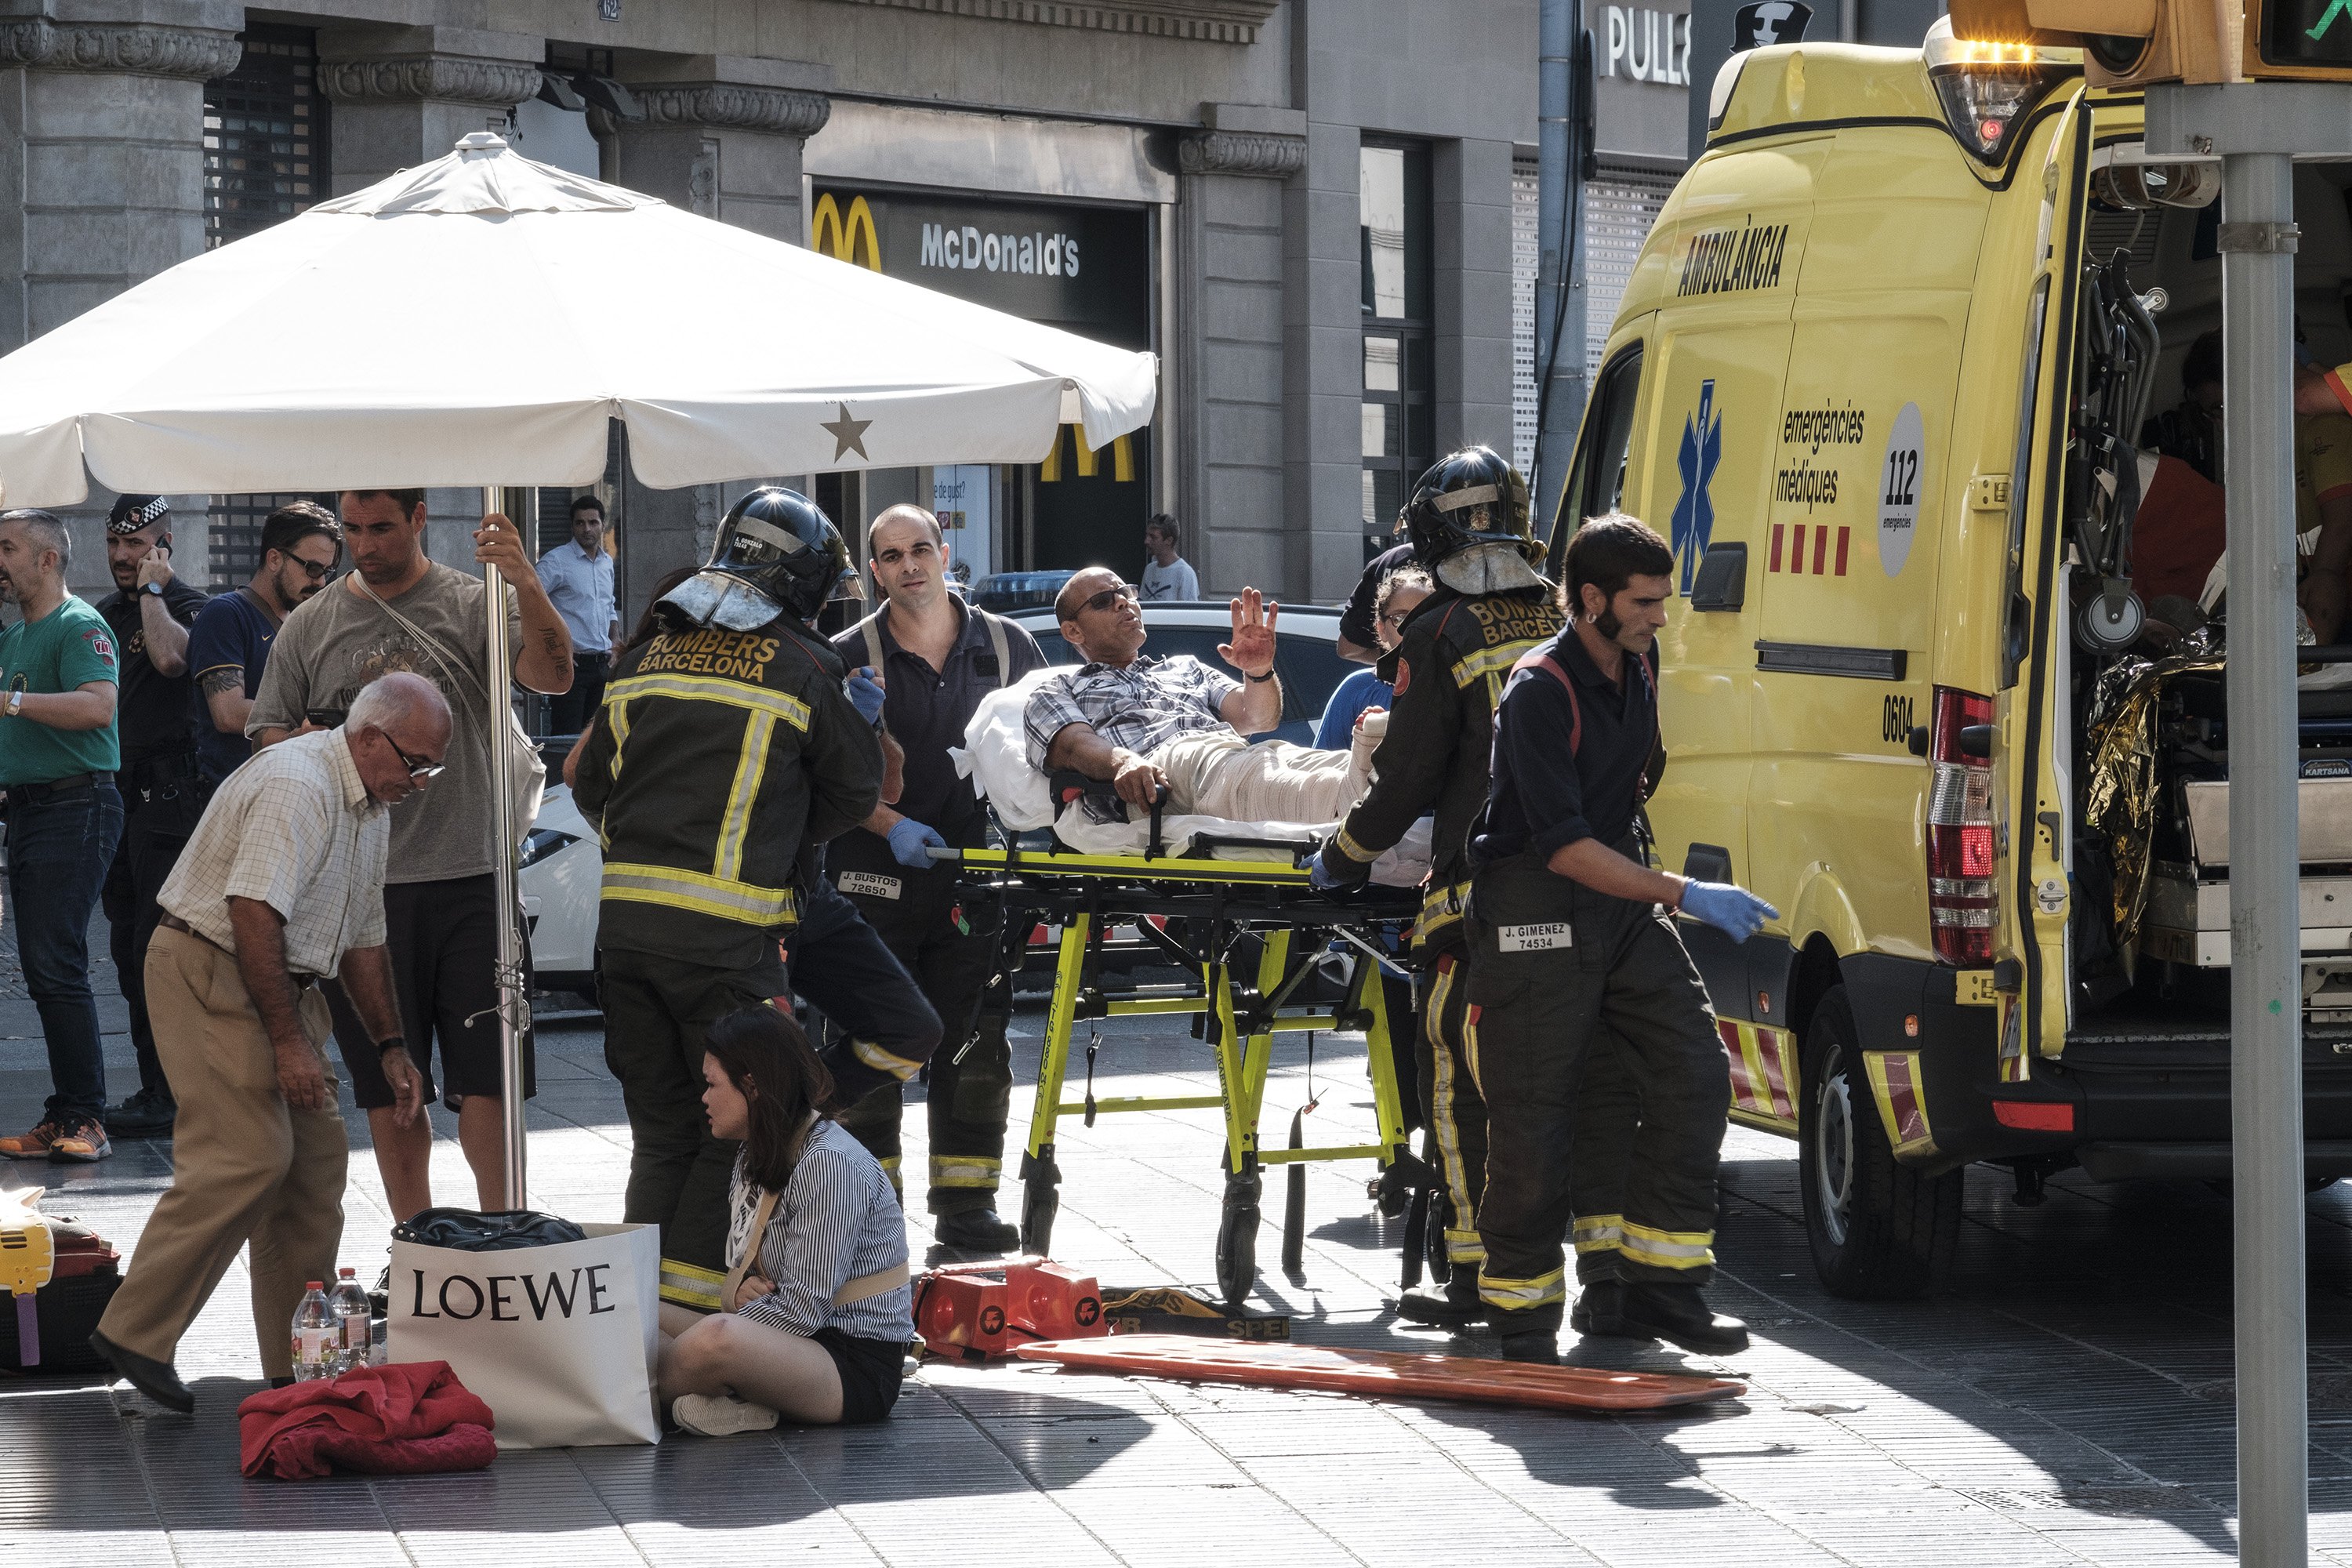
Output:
[156, 728, 389, 978]
[1023, 653, 1241, 769]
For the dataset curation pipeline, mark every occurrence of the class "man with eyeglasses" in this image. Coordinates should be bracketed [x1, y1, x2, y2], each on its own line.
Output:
[90, 673, 443, 1413]
[1025, 569, 1374, 824]
[93, 496, 213, 1141]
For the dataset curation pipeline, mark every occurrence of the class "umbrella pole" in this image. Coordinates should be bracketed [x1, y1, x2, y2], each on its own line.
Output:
[483, 485, 528, 1211]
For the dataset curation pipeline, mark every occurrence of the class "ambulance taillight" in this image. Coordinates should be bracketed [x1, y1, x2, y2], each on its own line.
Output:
[1926, 687, 1998, 965]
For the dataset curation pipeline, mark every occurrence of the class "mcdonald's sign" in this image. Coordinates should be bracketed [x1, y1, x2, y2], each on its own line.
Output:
[1038, 423, 1136, 485]
[810, 193, 882, 271]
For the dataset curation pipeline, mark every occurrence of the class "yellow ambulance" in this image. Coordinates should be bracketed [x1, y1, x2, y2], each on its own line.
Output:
[1548, 21, 2352, 1296]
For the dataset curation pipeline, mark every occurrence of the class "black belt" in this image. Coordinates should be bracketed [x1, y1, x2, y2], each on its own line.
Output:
[158, 913, 321, 989]
[126, 752, 200, 789]
[575, 651, 611, 665]
[5, 771, 113, 805]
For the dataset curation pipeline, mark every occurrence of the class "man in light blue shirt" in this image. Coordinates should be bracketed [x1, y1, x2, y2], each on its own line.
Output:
[536, 494, 619, 734]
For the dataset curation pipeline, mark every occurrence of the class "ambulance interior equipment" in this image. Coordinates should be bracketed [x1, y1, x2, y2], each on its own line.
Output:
[944, 677, 1429, 1306]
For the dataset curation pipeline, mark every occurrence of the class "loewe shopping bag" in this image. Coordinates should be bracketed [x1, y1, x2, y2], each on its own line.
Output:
[389, 1220, 661, 1448]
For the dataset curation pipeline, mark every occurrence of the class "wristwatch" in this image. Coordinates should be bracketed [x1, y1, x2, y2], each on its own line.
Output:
[141, 581, 163, 597]
[5, 690, 23, 719]
[376, 1034, 409, 1057]
[1247, 669, 1276, 684]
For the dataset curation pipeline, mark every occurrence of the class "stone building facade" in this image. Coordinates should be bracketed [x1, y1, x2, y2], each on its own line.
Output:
[0, 0, 1538, 613]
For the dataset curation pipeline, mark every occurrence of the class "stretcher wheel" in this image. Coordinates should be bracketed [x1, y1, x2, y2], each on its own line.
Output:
[1215, 1187, 1260, 1308]
[1021, 1183, 1059, 1257]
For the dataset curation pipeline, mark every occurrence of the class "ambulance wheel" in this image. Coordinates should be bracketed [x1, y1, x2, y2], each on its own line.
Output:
[1799, 986, 1960, 1299]
[1021, 1185, 1058, 1256]
[1215, 1193, 1260, 1307]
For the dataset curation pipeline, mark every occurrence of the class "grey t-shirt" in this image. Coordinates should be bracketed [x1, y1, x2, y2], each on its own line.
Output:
[249, 562, 523, 884]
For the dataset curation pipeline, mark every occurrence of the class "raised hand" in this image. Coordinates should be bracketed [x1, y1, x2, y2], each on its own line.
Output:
[1218, 586, 1279, 678]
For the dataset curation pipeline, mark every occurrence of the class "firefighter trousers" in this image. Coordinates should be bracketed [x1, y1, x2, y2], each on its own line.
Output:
[598, 946, 788, 1272]
[1468, 851, 1730, 1332]
[789, 879, 945, 1115]
[832, 858, 1014, 1215]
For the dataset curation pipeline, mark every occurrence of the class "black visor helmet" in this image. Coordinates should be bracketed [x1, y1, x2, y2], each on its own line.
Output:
[708, 487, 860, 622]
[1402, 445, 1535, 568]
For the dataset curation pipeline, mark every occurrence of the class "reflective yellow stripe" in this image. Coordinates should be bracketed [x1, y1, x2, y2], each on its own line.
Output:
[852, 1036, 925, 1081]
[931, 1156, 1002, 1189]
[1451, 637, 1551, 692]
[1413, 880, 1471, 949]
[659, 1258, 725, 1311]
[1620, 1221, 1715, 1270]
[713, 711, 775, 881]
[1426, 961, 1481, 1252]
[1335, 826, 1381, 864]
[1441, 1227, 1486, 1265]
[1571, 1214, 1625, 1254]
[602, 862, 797, 924]
[607, 672, 811, 731]
[606, 696, 633, 779]
[1477, 1266, 1566, 1310]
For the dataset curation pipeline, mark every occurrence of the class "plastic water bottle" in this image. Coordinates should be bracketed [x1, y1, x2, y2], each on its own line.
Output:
[292, 1282, 335, 1381]
[328, 1268, 372, 1375]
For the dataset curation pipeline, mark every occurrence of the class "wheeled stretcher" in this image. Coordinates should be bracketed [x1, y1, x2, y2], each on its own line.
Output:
[942, 808, 1418, 1307]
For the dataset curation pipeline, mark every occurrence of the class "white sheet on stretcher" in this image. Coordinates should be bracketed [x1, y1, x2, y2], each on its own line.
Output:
[951, 671, 1433, 887]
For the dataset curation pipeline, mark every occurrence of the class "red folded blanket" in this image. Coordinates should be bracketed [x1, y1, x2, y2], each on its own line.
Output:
[238, 1359, 497, 1480]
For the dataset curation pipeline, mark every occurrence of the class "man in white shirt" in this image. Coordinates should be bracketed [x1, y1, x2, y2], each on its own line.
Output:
[90, 673, 446, 1411]
[537, 495, 619, 733]
[1139, 513, 1200, 601]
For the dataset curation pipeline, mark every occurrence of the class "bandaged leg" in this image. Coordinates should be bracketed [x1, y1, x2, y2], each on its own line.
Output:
[1151, 731, 1371, 823]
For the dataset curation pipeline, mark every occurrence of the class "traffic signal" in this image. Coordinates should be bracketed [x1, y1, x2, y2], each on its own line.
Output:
[1948, 0, 2352, 85]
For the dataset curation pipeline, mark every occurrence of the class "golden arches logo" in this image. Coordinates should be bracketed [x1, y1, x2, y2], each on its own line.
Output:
[1039, 424, 1135, 484]
[811, 194, 882, 271]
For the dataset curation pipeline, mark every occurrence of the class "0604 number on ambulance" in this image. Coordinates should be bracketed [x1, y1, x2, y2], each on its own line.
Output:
[1552, 19, 2352, 1298]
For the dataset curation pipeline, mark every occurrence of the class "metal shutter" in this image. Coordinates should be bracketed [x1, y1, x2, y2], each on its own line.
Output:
[1583, 162, 1681, 378]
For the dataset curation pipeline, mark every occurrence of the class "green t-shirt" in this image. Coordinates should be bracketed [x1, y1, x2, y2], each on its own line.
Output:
[0, 595, 121, 786]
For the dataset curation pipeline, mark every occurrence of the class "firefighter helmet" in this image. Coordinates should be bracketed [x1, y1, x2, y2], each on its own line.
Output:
[660, 487, 860, 631]
[1402, 446, 1535, 568]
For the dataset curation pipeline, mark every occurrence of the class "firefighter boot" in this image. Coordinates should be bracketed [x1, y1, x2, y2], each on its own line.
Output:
[1618, 1283, 1750, 1355]
[1490, 1305, 1561, 1364]
[935, 1207, 1020, 1252]
[1568, 1279, 1657, 1341]
[1395, 1278, 1483, 1328]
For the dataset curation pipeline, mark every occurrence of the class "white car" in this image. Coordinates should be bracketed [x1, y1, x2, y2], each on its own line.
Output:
[518, 602, 1365, 1005]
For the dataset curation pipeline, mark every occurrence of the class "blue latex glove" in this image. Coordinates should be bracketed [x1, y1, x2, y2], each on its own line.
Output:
[846, 667, 887, 725]
[1308, 855, 1346, 891]
[1679, 881, 1777, 942]
[887, 817, 949, 869]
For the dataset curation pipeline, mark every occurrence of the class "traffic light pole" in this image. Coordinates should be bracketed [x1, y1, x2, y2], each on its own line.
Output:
[2145, 81, 2352, 1568]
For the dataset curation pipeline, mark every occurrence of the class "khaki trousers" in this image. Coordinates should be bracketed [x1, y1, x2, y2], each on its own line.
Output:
[97, 926, 344, 1381]
[1152, 729, 1374, 824]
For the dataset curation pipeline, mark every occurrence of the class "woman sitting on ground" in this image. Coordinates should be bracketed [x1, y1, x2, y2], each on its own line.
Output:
[657, 1005, 915, 1433]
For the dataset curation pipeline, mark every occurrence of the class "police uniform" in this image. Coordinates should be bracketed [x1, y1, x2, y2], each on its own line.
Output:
[575, 613, 888, 1271]
[1468, 628, 1730, 1334]
[1320, 579, 1561, 1278]
[827, 597, 1044, 1215]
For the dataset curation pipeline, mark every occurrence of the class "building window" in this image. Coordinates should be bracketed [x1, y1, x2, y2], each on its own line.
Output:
[203, 27, 331, 586]
[1360, 142, 1432, 555]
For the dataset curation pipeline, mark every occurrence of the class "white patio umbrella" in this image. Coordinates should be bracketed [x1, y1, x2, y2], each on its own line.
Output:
[0, 131, 1159, 1203]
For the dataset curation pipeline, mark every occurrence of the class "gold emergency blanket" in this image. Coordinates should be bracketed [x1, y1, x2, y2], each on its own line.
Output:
[2080, 652, 2220, 946]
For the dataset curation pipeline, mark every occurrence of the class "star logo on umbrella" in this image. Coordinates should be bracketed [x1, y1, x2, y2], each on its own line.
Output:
[821, 401, 873, 462]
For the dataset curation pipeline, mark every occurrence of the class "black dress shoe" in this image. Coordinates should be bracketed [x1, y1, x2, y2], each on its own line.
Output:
[1617, 1283, 1751, 1355]
[89, 1330, 194, 1414]
[1569, 1279, 1657, 1341]
[1393, 1281, 1483, 1327]
[934, 1207, 1021, 1252]
[103, 1090, 175, 1140]
[1497, 1330, 1559, 1364]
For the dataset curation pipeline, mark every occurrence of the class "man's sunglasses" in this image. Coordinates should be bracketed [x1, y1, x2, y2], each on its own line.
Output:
[282, 553, 336, 581]
[1076, 583, 1138, 615]
[385, 735, 446, 782]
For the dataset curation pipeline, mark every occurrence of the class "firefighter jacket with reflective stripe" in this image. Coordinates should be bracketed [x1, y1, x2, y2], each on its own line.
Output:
[574, 619, 884, 969]
[1328, 583, 1563, 953]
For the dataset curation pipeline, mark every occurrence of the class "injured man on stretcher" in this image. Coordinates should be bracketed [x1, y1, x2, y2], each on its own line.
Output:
[1023, 568, 1378, 824]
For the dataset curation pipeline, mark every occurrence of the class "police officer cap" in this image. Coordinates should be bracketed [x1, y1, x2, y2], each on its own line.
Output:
[107, 495, 168, 535]
[1403, 447, 1534, 568]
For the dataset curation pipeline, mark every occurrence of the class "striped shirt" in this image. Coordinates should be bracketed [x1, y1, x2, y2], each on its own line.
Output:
[1022, 652, 1240, 769]
[156, 728, 389, 978]
[726, 1120, 914, 1344]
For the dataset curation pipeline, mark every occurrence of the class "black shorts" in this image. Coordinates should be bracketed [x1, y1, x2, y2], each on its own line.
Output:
[331, 873, 537, 1112]
[814, 1327, 908, 1424]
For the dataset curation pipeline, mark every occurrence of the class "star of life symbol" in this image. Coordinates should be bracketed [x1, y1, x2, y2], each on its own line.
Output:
[1671, 379, 1722, 597]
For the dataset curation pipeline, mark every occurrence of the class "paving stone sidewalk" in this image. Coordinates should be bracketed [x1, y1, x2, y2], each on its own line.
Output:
[3, 930, 2351, 1564]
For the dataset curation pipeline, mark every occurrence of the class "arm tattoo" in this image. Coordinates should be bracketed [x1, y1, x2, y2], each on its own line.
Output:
[198, 667, 244, 697]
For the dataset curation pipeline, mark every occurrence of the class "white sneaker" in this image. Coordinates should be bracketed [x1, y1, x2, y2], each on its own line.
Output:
[671, 1392, 781, 1436]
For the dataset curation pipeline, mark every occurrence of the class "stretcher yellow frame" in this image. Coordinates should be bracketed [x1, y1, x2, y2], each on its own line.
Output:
[952, 846, 1413, 1306]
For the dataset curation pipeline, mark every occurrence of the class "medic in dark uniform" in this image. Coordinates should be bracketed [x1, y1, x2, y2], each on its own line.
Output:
[1468, 513, 1774, 1363]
